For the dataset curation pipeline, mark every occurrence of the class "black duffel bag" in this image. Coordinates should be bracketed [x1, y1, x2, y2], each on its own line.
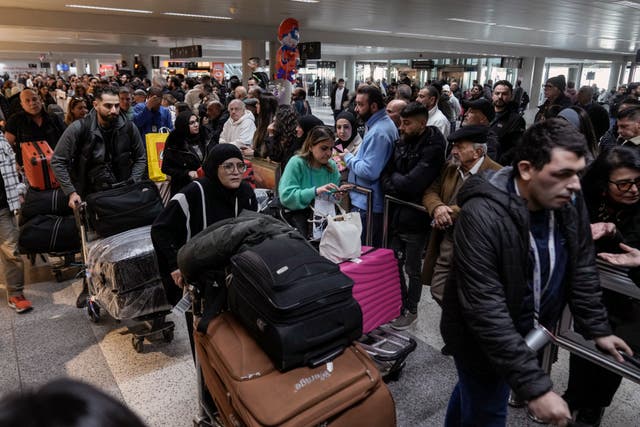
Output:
[228, 233, 363, 372]
[21, 188, 72, 223]
[19, 214, 81, 254]
[86, 180, 164, 238]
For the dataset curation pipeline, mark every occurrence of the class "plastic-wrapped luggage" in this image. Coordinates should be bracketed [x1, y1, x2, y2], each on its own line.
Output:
[195, 312, 396, 427]
[86, 225, 170, 320]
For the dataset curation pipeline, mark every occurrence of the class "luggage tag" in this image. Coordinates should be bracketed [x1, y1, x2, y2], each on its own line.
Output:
[173, 287, 193, 315]
[312, 194, 336, 240]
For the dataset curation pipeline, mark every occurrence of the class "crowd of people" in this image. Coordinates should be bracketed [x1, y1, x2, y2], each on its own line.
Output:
[1, 66, 640, 427]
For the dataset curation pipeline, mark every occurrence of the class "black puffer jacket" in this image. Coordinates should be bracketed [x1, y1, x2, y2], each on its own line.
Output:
[441, 167, 612, 401]
[380, 126, 445, 233]
[490, 102, 526, 165]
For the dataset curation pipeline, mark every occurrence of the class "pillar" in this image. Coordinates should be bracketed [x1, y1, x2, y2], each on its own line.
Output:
[519, 57, 535, 90]
[567, 67, 580, 86]
[530, 57, 546, 107]
[90, 59, 100, 75]
[334, 59, 346, 82]
[74, 58, 88, 76]
[345, 59, 356, 92]
[241, 40, 267, 86]
[608, 61, 625, 91]
[268, 41, 278, 82]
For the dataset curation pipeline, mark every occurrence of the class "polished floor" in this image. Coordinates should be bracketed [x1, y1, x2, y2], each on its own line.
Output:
[0, 98, 638, 426]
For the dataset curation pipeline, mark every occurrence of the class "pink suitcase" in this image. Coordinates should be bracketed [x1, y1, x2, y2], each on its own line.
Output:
[340, 247, 402, 333]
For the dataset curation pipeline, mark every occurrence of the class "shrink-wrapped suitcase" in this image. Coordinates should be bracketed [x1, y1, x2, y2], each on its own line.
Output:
[194, 312, 396, 427]
[228, 233, 363, 372]
[21, 141, 59, 190]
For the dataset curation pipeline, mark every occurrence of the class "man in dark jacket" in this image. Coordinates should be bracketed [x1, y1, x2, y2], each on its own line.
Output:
[330, 78, 349, 121]
[490, 80, 526, 165]
[441, 119, 631, 426]
[380, 102, 445, 329]
[535, 75, 573, 122]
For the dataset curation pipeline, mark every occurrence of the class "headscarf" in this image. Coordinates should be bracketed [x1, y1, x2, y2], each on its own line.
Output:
[334, 111, 357, 145]
[203, 143, 244, 180]
[165, 111, 199, 149]
[297, 115, 324, 142]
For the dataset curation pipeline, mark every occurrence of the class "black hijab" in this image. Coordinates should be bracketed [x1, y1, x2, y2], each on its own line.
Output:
[335, 111, 357, 145]
[165, 111, 199, 149]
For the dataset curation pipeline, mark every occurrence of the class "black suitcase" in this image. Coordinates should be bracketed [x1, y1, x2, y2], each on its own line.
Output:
[228, 233, 363, 372]
[18, 214, 80, 254]
[21, 187, 72, 222]
[85, 180, 163, 237]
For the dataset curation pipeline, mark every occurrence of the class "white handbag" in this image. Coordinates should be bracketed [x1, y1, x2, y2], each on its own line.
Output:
[319, 204, 363, 263]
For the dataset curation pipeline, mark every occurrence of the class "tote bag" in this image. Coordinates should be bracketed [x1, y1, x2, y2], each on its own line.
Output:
[319, 204, 362, 263]
[146, 128, 170, 182]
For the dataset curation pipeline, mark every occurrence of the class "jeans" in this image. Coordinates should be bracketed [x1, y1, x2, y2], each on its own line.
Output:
[445, 359, 510, 427]
[390, 231, 428, 313]
[0, 208, 24, 300]
[351, 207, 384, 248]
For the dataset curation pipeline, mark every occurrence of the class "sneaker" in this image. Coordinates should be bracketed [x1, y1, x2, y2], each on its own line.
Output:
[390, 311, 417, 330]
[8, 295, 33, 313]
[75, 289, 89, 309]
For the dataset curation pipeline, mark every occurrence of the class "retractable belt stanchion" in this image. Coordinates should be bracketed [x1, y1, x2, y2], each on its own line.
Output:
[346, 184, 373, 247]
[382, 195, 428, 249]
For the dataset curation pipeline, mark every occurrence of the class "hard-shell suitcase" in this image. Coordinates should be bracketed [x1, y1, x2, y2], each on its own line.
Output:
[21, 141, 59, 190]
[194, 312, 396, 427]
[20, 187, 72, 222]
[18, 214, 80, 254]
[85, 180, 164, 237]
[228, 233, 363, 372]
[340, 247, 402, 333]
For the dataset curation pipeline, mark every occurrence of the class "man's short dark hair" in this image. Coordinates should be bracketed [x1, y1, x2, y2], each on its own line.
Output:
[169, 76, 180, 87]
[338, 78, 345, 83]
[400, 102, 428, 119]
[357, 85, 385, 110]
[396, 84, 412, 101]
[512, 118, 587, 174]
[94, 86, 119, 100]
[618, 105, 640, 121]
[118, 86, 131, 95]
[147, 86, 163, 97]
[426, 85, 440, 101]
[493, 80, 513, 91]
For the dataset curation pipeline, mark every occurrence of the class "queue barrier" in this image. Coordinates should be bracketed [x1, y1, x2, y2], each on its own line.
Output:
[382, 194, 429, 249]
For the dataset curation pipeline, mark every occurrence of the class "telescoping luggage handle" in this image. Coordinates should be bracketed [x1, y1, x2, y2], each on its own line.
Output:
[345, 183, 373, 247]
[382, 195, 428, 249]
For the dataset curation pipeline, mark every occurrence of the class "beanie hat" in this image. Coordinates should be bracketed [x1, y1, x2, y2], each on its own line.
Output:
[203, 143, 244, 178]
[547, 75, 566, 92]
[557, 108, 580, 130]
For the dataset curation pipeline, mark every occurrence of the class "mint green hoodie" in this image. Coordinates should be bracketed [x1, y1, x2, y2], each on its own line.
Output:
[278, 155, 340, 210]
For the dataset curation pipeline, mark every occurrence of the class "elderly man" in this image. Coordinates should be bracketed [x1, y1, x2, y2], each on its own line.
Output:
[385, 99, 407, 128]
[422, 125, 501, 304]
[4, 88, 66, 166]
[462, 98, 499, 160]
[219, 99, 256, 152]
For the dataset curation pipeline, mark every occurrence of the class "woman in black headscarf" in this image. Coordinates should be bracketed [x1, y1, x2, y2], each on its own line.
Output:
[333, 111, 363, 182]
[152, 144, 258, 305]
[162, 111, 208, 196]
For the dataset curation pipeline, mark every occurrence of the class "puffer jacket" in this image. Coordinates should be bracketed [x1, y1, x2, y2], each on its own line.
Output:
[490, 102, 526, 164]
[380, 126, 445, 233]
[441, 167, 612, 401]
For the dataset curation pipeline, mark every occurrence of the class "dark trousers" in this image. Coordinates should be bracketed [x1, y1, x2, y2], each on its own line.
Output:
[564, 353, 622, 409]
[351, 207, 384, 248]
[390, 230, 428, 313]
[445, 359, 510, 427]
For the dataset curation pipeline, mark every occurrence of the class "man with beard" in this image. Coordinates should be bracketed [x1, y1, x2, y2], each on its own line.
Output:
[338, 85, 397, 247]
[52, 86, 146, 307]
[380, 102, 445, 329]
[422, 126, 502, 305]
[4, 88, 66, 166]
[490, 80, 526, 165]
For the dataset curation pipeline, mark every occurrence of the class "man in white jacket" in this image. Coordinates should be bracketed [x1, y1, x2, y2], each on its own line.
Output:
[219, 99, 256, 154]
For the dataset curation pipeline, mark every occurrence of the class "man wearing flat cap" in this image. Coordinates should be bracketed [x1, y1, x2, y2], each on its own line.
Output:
[461, 98, 499, 160]
[422, 125, 502, 304]
[535, 75, 572, 122]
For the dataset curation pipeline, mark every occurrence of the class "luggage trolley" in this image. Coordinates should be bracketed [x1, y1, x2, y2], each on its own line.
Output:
[74, 202, 175, 353]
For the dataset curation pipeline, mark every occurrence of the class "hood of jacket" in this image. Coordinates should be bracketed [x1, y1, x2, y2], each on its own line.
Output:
[230, 110, 255, 126]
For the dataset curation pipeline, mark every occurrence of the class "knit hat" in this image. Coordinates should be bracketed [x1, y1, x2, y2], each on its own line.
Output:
[557, 108, 580, 130]
[465, 98, 495, 122]
[546, 75, 566, 92]
[203, 143, 243, 178]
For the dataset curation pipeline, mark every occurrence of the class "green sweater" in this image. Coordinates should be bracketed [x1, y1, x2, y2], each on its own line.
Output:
[278, 155, 340, 210]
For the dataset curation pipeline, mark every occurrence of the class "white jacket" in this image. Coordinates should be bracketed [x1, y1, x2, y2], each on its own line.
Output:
[219, 111, 256, 148]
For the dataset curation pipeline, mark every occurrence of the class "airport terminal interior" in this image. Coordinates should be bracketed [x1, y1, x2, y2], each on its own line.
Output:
[1, 1, 640, 426]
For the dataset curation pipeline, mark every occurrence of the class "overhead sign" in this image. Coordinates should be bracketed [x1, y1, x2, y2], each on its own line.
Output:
[317, 61, 336, 69]
[299, 42, 321, 60]
[169, 45, 203, 59]
[212, 62, 225, 83]
[411, 59, 435, 70]
[500, 57, 523, 68]
[586, 71, 596, 80]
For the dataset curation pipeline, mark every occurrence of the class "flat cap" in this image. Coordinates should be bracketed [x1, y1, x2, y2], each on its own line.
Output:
[447, 124, 489, 145]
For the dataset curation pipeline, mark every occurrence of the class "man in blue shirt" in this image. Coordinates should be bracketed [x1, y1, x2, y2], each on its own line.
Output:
[132, 86, 173, 137]
[339, 85, 398, 247]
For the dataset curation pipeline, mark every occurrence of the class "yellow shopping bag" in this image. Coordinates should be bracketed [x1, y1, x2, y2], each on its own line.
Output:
[146, 128, 170, 182]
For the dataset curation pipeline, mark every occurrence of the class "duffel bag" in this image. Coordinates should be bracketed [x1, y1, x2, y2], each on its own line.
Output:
[21, 188, 72, 222]
[228, 233, 363, 372]
[86, 180, 164, 238]
[18, 214, 80, 254]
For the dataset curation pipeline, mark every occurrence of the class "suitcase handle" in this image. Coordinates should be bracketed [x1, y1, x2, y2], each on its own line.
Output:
[305, 324, 345, 347]
[308, 346, 344, 368]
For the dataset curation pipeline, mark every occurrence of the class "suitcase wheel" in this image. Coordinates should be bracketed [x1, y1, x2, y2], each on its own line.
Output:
[162, 328, 174, 343]
[132, 336, 145, 353]
[87, 300, 100, 323]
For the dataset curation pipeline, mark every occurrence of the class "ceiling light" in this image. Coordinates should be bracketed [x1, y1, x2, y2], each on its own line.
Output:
[290, 0, 320, 3]
[448, 18, 496, 26]
[65, 4, 152, 14]
[615, 1, 640, 10]
[353, 28, 391, 34]
[497, 24, 533, 31]
[163, 12, 232, 20]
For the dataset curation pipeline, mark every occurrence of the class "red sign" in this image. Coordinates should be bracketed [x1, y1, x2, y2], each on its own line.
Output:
[212, 62, 225, 83]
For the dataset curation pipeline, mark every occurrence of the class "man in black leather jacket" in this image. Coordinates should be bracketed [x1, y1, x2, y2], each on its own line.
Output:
[490, 80, 526, 165]
[441, 119, 631, 426]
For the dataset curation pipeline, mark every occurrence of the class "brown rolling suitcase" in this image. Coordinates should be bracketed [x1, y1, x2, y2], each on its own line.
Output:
[194, 313, 396, 427]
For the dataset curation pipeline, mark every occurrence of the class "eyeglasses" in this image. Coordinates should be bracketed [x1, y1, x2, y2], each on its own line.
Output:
[188, 120, 199, 125]
[609, 177, 640, 192]
[220, 162, 247, 174]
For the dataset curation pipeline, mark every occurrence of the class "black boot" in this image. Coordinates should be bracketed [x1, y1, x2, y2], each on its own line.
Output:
[75, 278, 89, 308]
[574, 407, 605, 427]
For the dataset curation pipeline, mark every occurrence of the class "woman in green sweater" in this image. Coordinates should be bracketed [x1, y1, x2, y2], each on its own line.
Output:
[278, 126, 350, 236]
